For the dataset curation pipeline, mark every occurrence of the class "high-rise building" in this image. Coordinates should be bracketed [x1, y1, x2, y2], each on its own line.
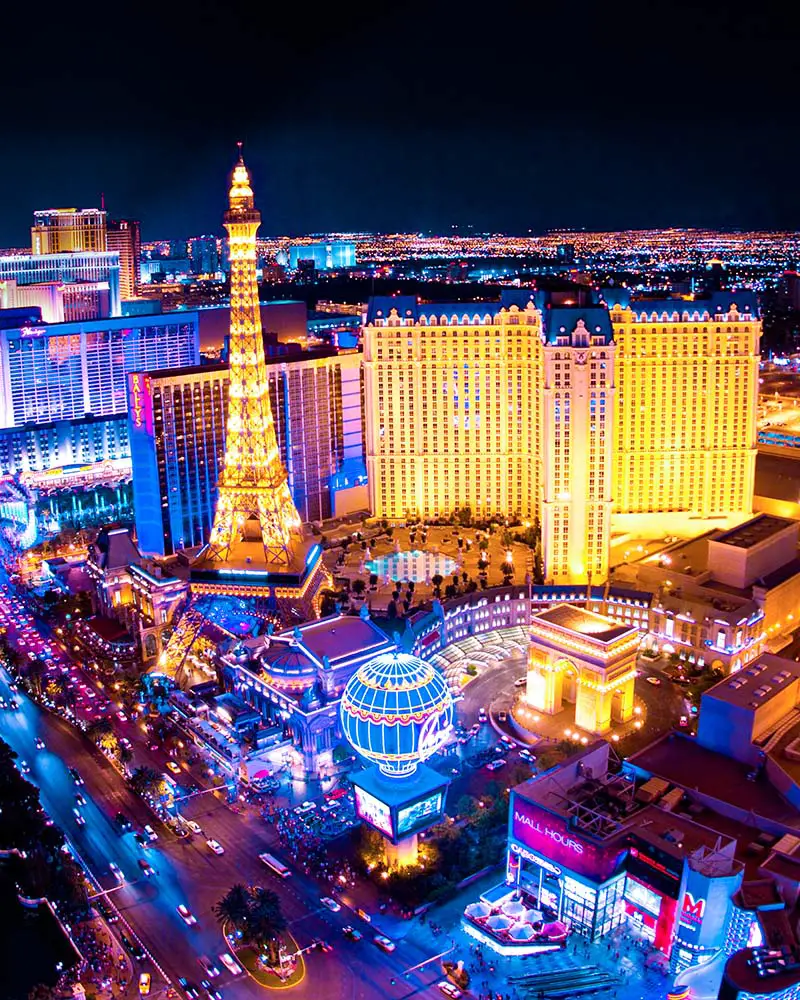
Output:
[363, 294, 543, 522]
[0, 251, 121, 317]
[610, 295, 759, 518]
[188, 236, 219, 276]
[31, 208, 107, 254]
[128, 349, 366, 556]
[288, 241, 356, 271]
[159, 153, 329, 686]
[0, 312, 199, 428]
[541, 299, 616, 584]
[363, 290, 761, 585]
[107, 219, 141, 300]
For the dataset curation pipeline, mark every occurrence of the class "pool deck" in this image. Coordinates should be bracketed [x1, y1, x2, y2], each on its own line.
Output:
[323, 523, 530, 612]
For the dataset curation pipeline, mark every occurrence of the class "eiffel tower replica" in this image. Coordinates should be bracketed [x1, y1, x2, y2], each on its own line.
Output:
[159, 149, 329, 685]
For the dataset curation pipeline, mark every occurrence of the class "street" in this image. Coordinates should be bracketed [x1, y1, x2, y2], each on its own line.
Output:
[0, 591, 450, 1000]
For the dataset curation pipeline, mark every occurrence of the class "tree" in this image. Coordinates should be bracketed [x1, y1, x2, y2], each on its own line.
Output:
[129, 765, 161, 798]
[351, 579, 366, 597]
[214, 883, 252, 936]
[431, 574, 443, 597]
[248, 886, 286, 962]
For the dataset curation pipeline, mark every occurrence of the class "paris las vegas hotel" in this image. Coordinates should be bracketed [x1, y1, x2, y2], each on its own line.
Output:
[363, 286, 759, 585]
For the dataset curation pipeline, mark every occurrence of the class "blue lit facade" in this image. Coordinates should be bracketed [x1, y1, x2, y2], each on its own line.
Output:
[129, 349, 367, 556]
[288, 241, 356, 271]
[0, 312, 199, 429]
[0, 250, 121, 317]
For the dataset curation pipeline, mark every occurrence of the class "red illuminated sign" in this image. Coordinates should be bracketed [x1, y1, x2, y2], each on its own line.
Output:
[511, 796, 624, 882]
[681, 891, 705, 924]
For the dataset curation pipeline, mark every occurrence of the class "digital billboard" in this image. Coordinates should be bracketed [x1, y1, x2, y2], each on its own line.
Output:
[354, 786, 393, 838]
[510, 794, 625, 882]
[625, 876, 662, 916]
[396, 791, 443, 837]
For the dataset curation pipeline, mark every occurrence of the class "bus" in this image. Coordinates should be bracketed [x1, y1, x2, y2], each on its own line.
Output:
[258, 852, 291, 878]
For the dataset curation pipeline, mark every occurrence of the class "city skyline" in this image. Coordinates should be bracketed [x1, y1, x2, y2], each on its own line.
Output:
[1, 0, 797, 244]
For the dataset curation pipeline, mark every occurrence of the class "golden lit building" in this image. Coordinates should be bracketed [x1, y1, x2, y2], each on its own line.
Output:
[521, 604, 637, 734]
[363, 294, 543, 521]
[31, 208, 107, 254]
[542, 301, 615, 584]
[610, 294, 760, 518]
[107, 218, 141, 300]
[363, 289, 761, 586]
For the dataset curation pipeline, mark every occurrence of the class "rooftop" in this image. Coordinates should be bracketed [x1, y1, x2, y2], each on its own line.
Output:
[533, 603, 634, 643]
[712, 514, 796, 550]
[702, 654, 800, 709]
[280, 612, 393, 666]
[628, 732, 800, 829]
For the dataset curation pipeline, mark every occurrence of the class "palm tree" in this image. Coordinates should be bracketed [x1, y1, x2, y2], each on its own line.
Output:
[129, 765, 161, 798]
[247, 886, 285, 962]
[86, 718, 113, 742]
[214, 883, 252, 937]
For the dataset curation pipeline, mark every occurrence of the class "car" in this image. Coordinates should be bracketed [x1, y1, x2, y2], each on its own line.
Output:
[320, 896, 341, 913]
[518, 748, 536, 761]
[325, 787, 349, 802]
[295, 800, 317, 814]
[177, 979, 200, 999]
[139, 973, 151, 996]
[177, 904, 197, 926]
[144, 824, 158, 842]
[497, 710, 508, 723]
[73, 807, 86, 826]
[74, 793, 86, 810]
[514, 676, 527, 687]
[437, 982, 462, 999]
[478, 708, 487, 723]
[485, 759, 506, 771]
[117, 711, 128, 722]
[138, 859, 155, 877]
[115, 812, 133, 832]
[134, 832, 149, 849]
[342, 926, 362, 941]
[121, 933, 145, 962]
[166, 760, 182, 775]
[200, 981, 222, 1000]
[645, 676, 662, 686]
[69, 767, 84, 786]
[199, 957, 220, 977]
[186, 820, 202, 835]
[206, 839, 224, 855]
[218, 953, 243, 977]
[95, 899, 119, 923]
[679, 714, 689, 727]
[34, 738, 46, 750]
[373, 935, 395, 953]
[18, 759, 30, 773]
[109, 862, 124, 883]
[314, 939, 333, 953]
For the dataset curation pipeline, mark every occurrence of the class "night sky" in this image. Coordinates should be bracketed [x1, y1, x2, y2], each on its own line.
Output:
[1, 0, 798, 243]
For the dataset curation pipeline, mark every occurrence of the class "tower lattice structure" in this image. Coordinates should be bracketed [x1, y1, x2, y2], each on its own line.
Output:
[202, 150, 303, 569]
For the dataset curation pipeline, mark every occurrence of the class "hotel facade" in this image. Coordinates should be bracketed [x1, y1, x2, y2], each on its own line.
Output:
[363, 289, 760, 585]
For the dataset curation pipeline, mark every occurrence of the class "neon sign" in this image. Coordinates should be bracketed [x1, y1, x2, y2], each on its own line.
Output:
[680, 892, 705, 925]
[511, 796, 625, 881]
[513, 810, 584, 854]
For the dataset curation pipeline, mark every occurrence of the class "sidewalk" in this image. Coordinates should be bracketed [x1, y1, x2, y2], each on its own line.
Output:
[73, 914, 135, 1000]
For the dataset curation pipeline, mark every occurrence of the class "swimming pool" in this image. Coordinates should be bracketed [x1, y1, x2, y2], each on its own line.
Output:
[366, 550, 458, 583]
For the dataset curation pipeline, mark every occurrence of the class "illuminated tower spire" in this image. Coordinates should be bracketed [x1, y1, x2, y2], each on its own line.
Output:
[201, 148, 303, 568]
[157, 151, 328, 688]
